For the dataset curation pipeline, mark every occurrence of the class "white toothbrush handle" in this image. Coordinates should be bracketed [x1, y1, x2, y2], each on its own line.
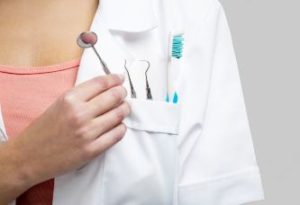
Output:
[167, 58, 181, 103]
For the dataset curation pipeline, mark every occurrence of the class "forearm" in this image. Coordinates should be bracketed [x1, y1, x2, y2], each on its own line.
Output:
[0, 140, 35, 204]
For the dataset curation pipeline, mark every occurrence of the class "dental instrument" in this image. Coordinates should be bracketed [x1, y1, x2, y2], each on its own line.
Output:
[77, 31, 111, 75]
[124, 60, 153, 100]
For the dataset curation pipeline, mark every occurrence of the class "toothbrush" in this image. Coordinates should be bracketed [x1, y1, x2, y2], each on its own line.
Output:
[166, 33, 184, 104]
[166, 0, 184, 104]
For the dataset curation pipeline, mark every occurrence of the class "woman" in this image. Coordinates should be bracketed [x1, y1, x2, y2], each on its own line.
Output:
[0, 0, 264, 204]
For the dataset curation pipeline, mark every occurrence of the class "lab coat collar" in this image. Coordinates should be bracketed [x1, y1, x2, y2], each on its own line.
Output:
[98, 0, 158, 33]
[75, 0, 158, 86]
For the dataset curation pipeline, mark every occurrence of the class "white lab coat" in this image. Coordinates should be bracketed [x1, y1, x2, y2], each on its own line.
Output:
[0, 0, 264, 204]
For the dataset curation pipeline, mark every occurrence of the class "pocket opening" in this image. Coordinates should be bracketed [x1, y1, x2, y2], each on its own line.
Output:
[123, 98, 181, 135]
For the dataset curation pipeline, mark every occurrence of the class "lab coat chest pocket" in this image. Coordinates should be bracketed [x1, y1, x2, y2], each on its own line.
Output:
[0, 105, 8, 143]
[101, 99, 180, 205]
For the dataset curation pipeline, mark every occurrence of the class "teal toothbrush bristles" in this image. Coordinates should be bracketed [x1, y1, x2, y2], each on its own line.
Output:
[166, 93, 170, 102]
[165, 92, 178, 103]
[172, 35, 184, 59]
[172, 92, 178, 104]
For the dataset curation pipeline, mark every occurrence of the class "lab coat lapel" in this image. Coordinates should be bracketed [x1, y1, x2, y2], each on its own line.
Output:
[74, 24, 132, 86]
[53, 1, 160, 204]
[74, 0, 158, 86]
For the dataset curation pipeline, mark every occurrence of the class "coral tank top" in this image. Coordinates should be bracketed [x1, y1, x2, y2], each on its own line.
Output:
[0, 59, 80, 205]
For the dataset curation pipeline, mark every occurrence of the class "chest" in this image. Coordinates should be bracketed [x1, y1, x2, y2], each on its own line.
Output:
[0, 1, 97, 67]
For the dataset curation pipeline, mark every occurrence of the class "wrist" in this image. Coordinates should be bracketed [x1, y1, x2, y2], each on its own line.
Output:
[0, 140, 37, 202]
[6, 138, 38, 191]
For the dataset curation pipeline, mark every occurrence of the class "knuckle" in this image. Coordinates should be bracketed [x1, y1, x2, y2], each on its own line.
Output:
[114, 105, 127, 120]
[118, 123, 127, 135]
[61, 93, 85, 124]
[61, 91, 76, 106]
[81, 147, 95, 160]
[94, 77, 109, 90]
[123, 102, 131, 116]
[110, 74, 122, 84]
[110, 87, 124, 102]
[74, 125, 89, 138]
[69, 111, 86, 128]
[122, 86, 128, 98]
[61, 93, 83, 114]
[114, 124, 127, 141]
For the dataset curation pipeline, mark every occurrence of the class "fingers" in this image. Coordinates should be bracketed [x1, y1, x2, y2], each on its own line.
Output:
[87, 85, 127, 117]
[88, 123, 127, 157]
[83, 102, 130, 139]
[72, 74, 124, 101]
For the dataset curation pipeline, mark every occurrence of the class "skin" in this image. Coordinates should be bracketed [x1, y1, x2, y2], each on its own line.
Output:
[0, 0, 131, 204]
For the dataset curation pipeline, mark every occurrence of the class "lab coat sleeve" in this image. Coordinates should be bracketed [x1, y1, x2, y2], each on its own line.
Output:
[177, 0, 264, 204]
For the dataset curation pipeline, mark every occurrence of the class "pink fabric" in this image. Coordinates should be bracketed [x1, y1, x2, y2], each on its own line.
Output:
[0, 59, 80, 138]
[0, 59, 80, 204]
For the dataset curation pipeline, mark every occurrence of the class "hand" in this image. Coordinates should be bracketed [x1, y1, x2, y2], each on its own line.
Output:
[0, 74, 130, 203]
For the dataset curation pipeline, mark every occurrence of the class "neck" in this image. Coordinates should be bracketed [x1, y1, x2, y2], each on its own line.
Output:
[0, 0, 99, 66]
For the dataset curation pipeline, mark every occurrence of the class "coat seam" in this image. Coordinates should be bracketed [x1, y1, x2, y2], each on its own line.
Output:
[178, 166, 260, 187]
